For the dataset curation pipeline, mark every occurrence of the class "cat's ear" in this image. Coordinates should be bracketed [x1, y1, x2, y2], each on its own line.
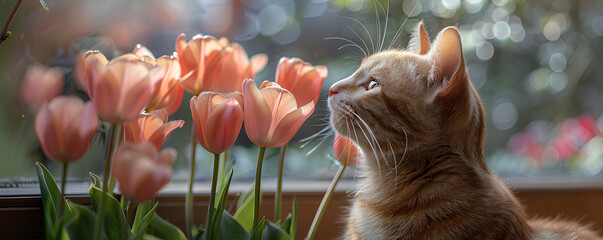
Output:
[407, 21, 430, 55]
[427, 26, 466, 99]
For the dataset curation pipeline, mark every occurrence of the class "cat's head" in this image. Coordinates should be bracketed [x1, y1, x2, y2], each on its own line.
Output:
[328, 23, 486, 169]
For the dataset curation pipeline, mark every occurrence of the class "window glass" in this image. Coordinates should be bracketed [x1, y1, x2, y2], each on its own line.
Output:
[1, 0, 602, 191]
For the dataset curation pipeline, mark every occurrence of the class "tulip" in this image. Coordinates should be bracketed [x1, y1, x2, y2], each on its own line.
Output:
[117, 45, 185, 114]
[89, 57, 164, 123]
[112, 142, 176, 203]
[275, 57, 328, 106]
[242, 79, 315, 148]
[35, 96, 98, 163]
[124, 110, 184, 150]
[333, 134, 360, 167]
[175, 33, 267, 94]
[75, 51, 108, 97]
[20, 63, 65, 112]
[190, 92, 244, 154]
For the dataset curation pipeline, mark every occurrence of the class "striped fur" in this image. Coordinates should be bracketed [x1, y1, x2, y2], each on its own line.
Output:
[328, 25, 600, 240]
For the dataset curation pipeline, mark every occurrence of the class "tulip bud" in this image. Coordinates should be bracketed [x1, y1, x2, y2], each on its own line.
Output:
[112, 143, 175, 203]
[35, 96, 98, 163]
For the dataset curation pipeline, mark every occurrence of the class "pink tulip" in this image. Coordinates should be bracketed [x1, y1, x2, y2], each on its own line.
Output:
[120, 45, 184, 114]
[75, 51, 109, 98]
[35, 96, 98, 163]
[242, 79, 315, 148]
[275, 57, 327, 106]
[333, 134, 360, 167]
[124, 110, 184, 150]
[175, 33, 267, 94]
[89, 57, 164, 123]
[112, 142, 175, 203]
[20, 63, 64, 112]
[190, 92, 244, 154]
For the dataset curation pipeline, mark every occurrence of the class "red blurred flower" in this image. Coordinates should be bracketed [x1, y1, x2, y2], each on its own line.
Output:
[124, 110, 184, 150]
[242, 79, 314, 148]
[112, 142, 175, 203]
[275, 57, 327, 106]
[333, 134, 360, 167]
[190, 92, 244, 154]
[175, 33, 267, 94]
[35, 96, 98, 163]
[20, 63, 64, 112]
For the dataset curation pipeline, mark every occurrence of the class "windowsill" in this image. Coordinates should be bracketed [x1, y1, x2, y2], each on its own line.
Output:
[3, 175, 603, 197]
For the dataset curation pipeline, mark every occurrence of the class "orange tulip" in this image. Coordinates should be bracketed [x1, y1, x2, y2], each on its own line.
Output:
[75, 51, 109, 98]
[190, 92, 244, 154]
[89, 57, 164, 123]
[124, 110, 184, 150]
[122, 45, 184, 114]
[112, 142, 175, 203]
[333, 134, 360, 167]
[275, 57, 328, 106]
[242, 79, 314, 148]
[20, 63, 65, 112]
[35, 96, 99, 163]
[175, 33, 267, 94]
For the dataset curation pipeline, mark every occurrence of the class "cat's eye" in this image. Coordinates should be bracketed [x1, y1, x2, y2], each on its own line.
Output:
[367, 77, 380, 90]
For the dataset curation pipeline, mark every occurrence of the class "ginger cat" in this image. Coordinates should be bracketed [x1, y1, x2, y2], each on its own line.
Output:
[328, 22, 600, 240]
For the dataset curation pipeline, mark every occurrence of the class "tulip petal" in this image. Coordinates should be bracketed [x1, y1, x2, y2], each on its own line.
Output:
[35, 102, 59, 161]
[260, 86, 297, 131]
[250, 53, 268, 75]
[148, 120, 185, 150]
[242, 79, 273, 146]
[203, 98, 243, 154]
[268, 101, 315, 148]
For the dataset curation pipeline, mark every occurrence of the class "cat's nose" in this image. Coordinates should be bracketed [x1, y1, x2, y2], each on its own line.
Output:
[329, 87, 338, 96]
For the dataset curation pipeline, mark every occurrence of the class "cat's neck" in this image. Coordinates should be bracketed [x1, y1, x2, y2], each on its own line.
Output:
[355, 141, 490, 213]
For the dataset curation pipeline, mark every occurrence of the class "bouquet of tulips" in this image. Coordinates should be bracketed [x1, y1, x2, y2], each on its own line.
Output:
[27, 32, 361, 240]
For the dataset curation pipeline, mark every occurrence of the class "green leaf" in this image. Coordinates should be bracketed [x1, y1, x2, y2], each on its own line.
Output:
[131, 201, 158, 240]
[217, 210, 250, 240]
[39, 0, 49, 11]
[148, 213, 187, 240]
[280, 214, 292, 235]
[35, 162, 72, 240]
[142, 234, 162, 240]
[234, 185, 257, 233]
[262, 221, 291, 240]
[65, 203, 96, 240]
[89, 172, 102, 189]
[249, 217, 265, 240]
[209, 169, 233, 239]
[291, 197, 297, 240]
[89, 185, 131, 240]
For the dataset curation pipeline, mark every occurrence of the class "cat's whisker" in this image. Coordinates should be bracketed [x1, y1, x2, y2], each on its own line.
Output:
[388, 4, 417, 50]
[340, 20, 371, 58]
[351, 111, 389, 169]
[325, 36, 368, 58]
[351, 117, 383, 176]
[375, 0, 390, 52]
[340, 16, 375, 56]
[374, 0, 381, 54]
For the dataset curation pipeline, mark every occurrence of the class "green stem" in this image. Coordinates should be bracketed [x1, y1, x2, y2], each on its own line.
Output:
[253, 147, 267, 230]
[305, 164, 346, 240]
[109, 124, 124, 195]
[217, 151, 226, 191]
[274, 143, 288, 223]
[206, 153, 220, 240]
[94, 123, 117, 240]
[185, 131, 197, 240]
[0, 0, 23, 45]
[59, 162, 68, 218]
